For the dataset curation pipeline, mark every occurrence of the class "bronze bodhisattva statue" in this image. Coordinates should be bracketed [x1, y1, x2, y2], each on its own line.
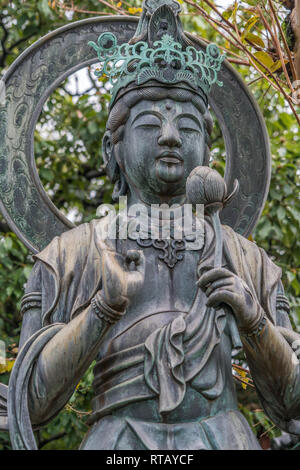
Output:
[1, 0, 299, 450]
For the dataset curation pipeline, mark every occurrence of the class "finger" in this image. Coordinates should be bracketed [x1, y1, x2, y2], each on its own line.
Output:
[94, 223, 117, 253]
[206, 289, 238, 309]
[197, 263, 228, 279]
[95, 237, 116, 255]
[126, 250, 145, 274]
[197, 264, 214, 279]
[101, 251, 126, 293]
[101, 249, 124, 270]
[205, 279, 233, 297]
[198, 268, 233, 289]
[126, 250, 142, 265]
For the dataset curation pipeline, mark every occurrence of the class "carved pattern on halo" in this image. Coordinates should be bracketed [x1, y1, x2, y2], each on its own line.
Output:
[0, 18, 271, 252]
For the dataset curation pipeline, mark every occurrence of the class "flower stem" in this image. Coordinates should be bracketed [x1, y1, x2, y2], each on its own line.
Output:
[210, 209, 223, 268]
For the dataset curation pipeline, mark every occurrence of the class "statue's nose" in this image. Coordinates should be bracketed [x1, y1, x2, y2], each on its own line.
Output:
[158, 123, 182, 148]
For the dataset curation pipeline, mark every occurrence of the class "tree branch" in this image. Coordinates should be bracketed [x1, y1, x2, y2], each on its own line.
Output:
[0, 16, 9, 68]
[259, 3, 294, 89]
[56, 1, 115, 16]
[39, 432, 67, 449]
[7, 33, 36, 54]
[291, 0, 300, 78]
[84, 169, 106, 179]
[279, 0, 295, 9]
[269, 0, 298, 80]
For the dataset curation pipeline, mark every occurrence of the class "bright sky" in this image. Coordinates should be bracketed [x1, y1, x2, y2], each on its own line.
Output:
[217, 0, 233, 7]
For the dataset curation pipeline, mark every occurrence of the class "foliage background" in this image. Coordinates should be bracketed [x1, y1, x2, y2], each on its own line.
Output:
[0, 0, 299, 450]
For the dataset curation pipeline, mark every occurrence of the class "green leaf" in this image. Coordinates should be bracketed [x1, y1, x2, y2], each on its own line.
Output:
[222, 5, 234, 20]
[257, 219, 273, 238]
[242, 15, 259, 37]
[254, 51, 274, 71]
[87, 121, 99, 135]
[232, 1, 239, 23]
[23, 266, 32, 280]
[277, 206, 286, 222]
[37, 0, 54, 18]
[270, 60, 289, 73]
[6, 286, 13, 296]
[40, 167, 54, 182]
[291, 279, 300, 296]
[4, 237, 13, 251]
[287, 271, 296, 283]
[245, 33, 265, 48]
[279, 112, 294, 128]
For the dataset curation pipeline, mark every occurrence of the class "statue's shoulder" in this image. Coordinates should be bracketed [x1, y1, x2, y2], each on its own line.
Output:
[221, 223, 259, 253]
[36, 216, 108, 261]
[221, 223, 281, 278]
[33, 217, 109, 322]
[34, 217, 107, 268]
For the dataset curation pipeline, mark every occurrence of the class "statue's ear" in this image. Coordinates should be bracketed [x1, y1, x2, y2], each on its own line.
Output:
[102, 131, 120, 183]
[102, 131, 113, 166]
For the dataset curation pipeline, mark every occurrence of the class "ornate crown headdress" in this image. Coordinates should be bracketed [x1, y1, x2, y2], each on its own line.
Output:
[89, 0, 225, 106]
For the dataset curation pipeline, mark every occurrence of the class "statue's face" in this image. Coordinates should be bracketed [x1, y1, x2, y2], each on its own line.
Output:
[113, 97, 207, 202]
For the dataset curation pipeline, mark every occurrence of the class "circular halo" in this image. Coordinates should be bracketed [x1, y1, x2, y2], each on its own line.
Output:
[0, 17, 271, 254]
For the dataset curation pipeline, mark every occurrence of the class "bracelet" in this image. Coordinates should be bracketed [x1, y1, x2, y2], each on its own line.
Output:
[91, 292, 125, 325]
[240, 308, 267, 338]
[276, 293, 290, 315]
[20, 292, 42, 316]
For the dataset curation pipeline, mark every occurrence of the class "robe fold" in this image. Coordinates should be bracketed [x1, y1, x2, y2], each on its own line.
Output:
[8, 216, 294, 449]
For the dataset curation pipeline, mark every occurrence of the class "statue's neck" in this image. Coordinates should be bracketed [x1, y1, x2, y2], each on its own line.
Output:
[126, 184, 187, 209]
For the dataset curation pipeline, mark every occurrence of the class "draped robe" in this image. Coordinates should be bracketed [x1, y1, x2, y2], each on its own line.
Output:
[8, 216, 295, 450]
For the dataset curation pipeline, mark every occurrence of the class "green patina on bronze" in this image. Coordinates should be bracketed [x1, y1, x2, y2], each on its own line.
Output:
[88, 32, 224, 103]
[0, 12, 271, 253]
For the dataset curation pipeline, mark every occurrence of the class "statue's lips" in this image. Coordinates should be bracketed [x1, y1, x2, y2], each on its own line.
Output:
[156, 152, 183, 164]
[155, 151, 184, 183]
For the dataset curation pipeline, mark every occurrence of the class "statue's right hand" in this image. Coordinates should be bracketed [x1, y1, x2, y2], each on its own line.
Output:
[97, 238, 145, 312]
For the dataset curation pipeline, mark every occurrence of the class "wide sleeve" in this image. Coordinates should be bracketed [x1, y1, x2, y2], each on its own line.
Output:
[223, 225, 300, 432]
[240, 266, 300, 433]
[9, 221, 103, 449]
[19, 261, 43, 349]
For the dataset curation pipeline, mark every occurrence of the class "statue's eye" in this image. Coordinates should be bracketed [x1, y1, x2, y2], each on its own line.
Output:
[178, 117, 201, 133]
[134, 115, 161, 129]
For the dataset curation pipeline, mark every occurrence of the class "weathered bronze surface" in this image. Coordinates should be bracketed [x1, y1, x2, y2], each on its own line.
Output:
[1, 0, 299, 451]
[0, 17, 271, 253]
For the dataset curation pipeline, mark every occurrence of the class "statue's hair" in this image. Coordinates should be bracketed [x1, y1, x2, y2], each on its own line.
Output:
[103, 84, 213, 199]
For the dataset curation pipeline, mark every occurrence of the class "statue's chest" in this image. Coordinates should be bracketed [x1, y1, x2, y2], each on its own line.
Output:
[99, 240, 201, 357]
[120, 238, 201, 314]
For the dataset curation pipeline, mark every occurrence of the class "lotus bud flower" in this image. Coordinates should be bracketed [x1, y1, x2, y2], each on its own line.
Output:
[186, 166, 227, 210]
[186, 166, 239, 269]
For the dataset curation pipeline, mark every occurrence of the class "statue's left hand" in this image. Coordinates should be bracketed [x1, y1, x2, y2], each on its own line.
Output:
[198, 267, 262, 331]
